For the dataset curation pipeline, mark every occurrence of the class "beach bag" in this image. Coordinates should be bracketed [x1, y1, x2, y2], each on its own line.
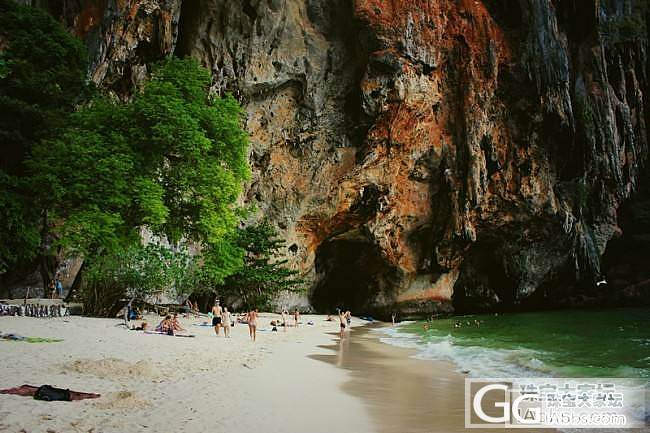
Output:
[34, 385, 71, 402]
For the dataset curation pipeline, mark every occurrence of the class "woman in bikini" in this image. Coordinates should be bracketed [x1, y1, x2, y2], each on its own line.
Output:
[221, 307, 232, 338]
[247, 309, 258, 342]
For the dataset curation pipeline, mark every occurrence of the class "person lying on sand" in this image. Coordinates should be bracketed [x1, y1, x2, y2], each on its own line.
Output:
[131, 322, 149, 331]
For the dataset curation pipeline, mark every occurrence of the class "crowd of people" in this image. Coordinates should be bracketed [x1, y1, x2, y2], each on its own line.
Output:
[0, 303, 69, 318]
[102, 297, 358, 342]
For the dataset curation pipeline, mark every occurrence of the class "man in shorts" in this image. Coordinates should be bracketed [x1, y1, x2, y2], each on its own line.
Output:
[212, 300, 223, 336]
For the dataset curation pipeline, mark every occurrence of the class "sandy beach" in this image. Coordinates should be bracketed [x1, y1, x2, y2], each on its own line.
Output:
[0, 312, 374, 433]
[0, 312, 563, 433]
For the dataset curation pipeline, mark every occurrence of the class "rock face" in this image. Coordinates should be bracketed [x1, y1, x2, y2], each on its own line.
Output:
[32, 0, 650, 315]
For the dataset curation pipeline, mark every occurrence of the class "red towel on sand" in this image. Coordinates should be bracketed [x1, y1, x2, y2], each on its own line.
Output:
[0, 385, 100, 400]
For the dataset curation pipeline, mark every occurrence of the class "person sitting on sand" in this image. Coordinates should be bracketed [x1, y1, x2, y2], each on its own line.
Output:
[157, 315, 174, 335]
[325, 314, 333, 322]
[171, 313, 185, 332]
[222, 307, 232, 338]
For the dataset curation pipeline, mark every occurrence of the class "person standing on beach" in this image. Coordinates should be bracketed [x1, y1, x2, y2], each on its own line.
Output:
[293, 309, 300, 327]
[338, 311, 346, 338]
[222, 307, 232, 338]
[281, 309, 288, 331]
[247, 309, 258, 341]
[212, 300, 223, 336]
[55, 275, 64, 299]
[391, 312, 396, 326]
[48, 279, 56, 299]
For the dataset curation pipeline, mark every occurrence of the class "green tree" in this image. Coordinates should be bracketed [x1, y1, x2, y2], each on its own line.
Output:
[82, 244, 199, 317]
[34, 58, 249, 254]
[28, 57, 250, 312]
[219, 221, 303, 309]
[0, 0, 89, 280]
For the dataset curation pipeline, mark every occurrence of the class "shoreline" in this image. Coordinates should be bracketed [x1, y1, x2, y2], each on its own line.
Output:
[315, 324, 555, 433]
[313, 324, 469, 433]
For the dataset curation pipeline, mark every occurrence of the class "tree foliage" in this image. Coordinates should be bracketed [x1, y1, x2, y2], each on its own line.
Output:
[82, 244, 198, 316]
[219, 221, 303, 309]
[25, 57, 251, 314]
[0, 0, 88, 274]
[30, 58, 250, 261]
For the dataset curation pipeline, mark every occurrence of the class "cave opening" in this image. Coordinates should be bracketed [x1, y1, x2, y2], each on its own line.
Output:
[452, 241, 518, 313]
[173, 0, 203, 58]
[311, 236, 399, 315]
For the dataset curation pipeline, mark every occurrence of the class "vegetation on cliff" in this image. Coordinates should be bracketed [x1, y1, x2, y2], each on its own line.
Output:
[0, 0, 89, 278]
[0, 0, 302, 314]
[218, 221, 303, 310]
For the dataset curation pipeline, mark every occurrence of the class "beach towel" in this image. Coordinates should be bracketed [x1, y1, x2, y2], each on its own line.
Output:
[192, 323, 213, 327]
[0, 385, 100, 401]
[0, 333, 62, 343]
[143, 330, 195, 338]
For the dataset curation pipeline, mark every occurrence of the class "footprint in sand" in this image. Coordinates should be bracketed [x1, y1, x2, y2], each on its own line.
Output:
[64, 358, 160, 381]
[93, 391, 149, 410]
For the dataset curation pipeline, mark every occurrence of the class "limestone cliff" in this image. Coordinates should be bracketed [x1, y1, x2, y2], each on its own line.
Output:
[26, 0, 650, 315]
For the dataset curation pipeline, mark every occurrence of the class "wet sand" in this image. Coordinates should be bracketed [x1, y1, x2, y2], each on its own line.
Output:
[311, 324, 467, 433]
[311, 324, 552, 433]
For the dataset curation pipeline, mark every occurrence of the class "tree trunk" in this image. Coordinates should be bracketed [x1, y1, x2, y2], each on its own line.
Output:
[38, 210, 59, 295]
[65, 260, 84, 302]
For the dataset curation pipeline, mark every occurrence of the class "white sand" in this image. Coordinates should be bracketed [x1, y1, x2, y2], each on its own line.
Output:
[0, 313, 373, 433]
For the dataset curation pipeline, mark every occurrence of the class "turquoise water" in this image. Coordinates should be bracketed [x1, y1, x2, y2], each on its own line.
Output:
[379, 308, 650, 378]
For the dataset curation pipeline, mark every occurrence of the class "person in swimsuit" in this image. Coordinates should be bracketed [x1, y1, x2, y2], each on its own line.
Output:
[171, 313, 185, 331]
[339, 311, 346, 338]
[345, 310, 351, 328]
[293, 309, 300, 327]
[48, 280, 56, 299]
[158, 315, 174, 335]
[247, 309, 258, 342]
[281, 309, 288, 331]
[212, 300, 223, 336]
[221, 307, 232, 338]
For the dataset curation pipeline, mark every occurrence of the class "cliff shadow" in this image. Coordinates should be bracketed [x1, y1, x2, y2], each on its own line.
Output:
[310, 233, 401, 316]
